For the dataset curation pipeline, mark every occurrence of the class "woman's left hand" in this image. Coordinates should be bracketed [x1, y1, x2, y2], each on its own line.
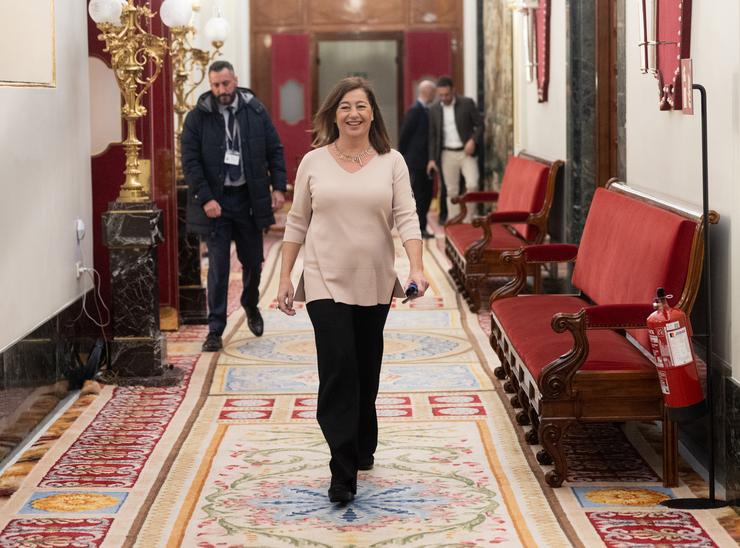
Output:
[405, 270, 429, 297]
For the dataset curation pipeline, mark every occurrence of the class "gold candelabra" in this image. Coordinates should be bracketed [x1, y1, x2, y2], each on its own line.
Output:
[170, 11, 222, 182]
[93, 0, 167, 203]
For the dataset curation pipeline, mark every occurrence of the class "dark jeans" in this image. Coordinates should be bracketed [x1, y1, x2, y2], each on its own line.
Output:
[410, 167, 433, 232]
[205, 187, 263, 336]
[306, 299, 391, 490]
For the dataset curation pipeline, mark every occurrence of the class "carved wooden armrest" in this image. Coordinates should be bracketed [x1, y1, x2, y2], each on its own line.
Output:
[488, 244, 579, 305]
[464, 216, 493, 263]
[465, 211, 529, 264]
[538, 303, 654, 400]
[447, 192, 501, 226]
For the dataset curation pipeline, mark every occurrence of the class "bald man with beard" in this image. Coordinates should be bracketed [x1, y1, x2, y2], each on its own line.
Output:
[398, 80, 437, 238]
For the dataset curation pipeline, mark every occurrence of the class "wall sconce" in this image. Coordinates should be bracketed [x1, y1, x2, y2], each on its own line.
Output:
[637, 0, 692, 110]
[508, 0, 539, 83]
[160, 0, 230, 181]
[89, 0, 167, 203]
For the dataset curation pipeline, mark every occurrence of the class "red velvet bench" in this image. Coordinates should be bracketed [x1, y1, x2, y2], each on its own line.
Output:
[444, 153, 563, 312]
[488, 180, 718, 487]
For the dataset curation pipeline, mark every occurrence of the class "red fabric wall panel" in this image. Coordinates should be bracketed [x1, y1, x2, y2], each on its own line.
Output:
[403, 32, 452, 108]
[271, 33, 312, 185]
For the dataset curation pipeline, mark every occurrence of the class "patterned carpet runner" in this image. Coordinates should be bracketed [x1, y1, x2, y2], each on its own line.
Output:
[0, 234, 736, 547]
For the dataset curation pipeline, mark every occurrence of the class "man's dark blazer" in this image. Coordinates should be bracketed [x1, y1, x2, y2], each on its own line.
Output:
[428, 95, 483, 165]
[398, 100, 430, 171]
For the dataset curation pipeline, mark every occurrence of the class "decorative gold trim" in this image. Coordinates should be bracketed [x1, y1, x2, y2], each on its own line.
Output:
[0, 0, 56, 88]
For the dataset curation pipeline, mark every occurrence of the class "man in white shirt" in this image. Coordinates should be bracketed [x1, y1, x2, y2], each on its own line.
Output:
[427, 75, 483, 223]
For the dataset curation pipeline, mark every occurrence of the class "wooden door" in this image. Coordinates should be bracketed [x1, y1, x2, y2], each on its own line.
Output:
[271, 33, 312, 184]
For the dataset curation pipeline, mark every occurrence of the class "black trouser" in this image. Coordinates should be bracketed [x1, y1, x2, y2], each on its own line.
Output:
[410, 167, 433, 233]
[205, 186, 263, 336]
[306, 299, 391, 490]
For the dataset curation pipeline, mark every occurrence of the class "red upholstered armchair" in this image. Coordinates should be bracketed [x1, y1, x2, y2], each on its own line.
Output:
[444, 153, 563, 311]
[488, 180, 719, 488]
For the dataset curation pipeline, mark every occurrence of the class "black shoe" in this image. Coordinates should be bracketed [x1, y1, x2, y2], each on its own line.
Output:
[358, 456, 374, 471]
[201, 332, 222, 352]
[422, 230, 434, 239]
[328, 484, 355, 503]
[245, 306, 264, 337]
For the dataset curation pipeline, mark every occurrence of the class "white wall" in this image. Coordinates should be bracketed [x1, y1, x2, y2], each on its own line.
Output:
[512, 0, 566, 162]
[625, 1, 740, 378]
[0, 4, 93, 351]
[193, 0, 250, 94]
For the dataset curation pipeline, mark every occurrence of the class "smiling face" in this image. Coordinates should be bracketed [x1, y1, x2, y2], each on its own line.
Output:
[209, 68, 238, 106]
[335, 88, 373, 140]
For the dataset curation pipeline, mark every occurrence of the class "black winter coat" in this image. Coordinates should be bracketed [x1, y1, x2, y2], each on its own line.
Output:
[182, 88, 287, 234]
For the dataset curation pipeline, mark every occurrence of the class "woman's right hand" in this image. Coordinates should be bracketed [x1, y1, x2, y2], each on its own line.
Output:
[277, 278, 296, 316]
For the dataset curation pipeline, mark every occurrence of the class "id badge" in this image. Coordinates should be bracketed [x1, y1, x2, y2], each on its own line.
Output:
[224, 150, 240, 165]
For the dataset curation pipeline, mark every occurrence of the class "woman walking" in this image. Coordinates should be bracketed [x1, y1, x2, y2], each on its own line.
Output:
[277, 77, 428, 503]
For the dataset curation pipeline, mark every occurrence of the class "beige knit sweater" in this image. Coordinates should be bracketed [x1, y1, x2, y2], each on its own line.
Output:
[283, 146, 422, 305]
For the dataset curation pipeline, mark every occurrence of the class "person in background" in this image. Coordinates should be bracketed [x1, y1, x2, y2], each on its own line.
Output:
[427, 75, 483, 223]
[399, 79, 436, 239]
[182, 60, 287, 352]
[276, 77, 429, 504]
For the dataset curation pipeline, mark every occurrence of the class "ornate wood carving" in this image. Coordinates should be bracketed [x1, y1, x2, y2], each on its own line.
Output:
[410, 0, 458, 26]
[308, 0, 404, 26]
[534, 0, 551, 102]
[539, 310, 589, 400]
[656, 0, 693, 110]
[252, 0, 304, 29]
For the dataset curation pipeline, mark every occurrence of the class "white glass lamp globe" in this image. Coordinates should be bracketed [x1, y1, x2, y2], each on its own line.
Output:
[88, 0, 124, 25]
[205, 15, 230, 46]
[160, 0, 193, 28]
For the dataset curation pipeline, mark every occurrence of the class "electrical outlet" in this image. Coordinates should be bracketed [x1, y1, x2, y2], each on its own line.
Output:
[75, 261, 84, 279]
[75, 219, 86, 242]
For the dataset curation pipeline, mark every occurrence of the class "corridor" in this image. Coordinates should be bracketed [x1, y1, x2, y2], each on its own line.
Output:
[0, 234, 737, 546]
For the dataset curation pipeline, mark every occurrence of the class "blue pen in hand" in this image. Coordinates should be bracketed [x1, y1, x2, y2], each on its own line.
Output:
[402, 282, 418, 304]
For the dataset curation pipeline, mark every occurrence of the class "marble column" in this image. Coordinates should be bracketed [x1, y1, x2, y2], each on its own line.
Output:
[483, 0, 514, 188]
[177, 183, 208, 324]
[102, 202, 166, 378]
[565, 0, 598, 243]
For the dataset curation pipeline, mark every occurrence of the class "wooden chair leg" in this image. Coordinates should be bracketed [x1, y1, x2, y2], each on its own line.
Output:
[525, 409, 540, 444]
[468, 277, 481, 312]
[515, 389, 530, 425]
[539, 418, 572, 487]
[663, 416, 679, 487]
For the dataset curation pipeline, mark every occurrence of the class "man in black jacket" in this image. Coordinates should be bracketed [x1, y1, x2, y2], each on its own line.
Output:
[399, 80, 436, 238]
[427, 75, 483, 224]
[182, 60, 287, 352]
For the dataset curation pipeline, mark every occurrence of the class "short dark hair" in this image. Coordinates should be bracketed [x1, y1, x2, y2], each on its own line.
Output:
[312, 77, 391, 154]
[209, 60, 235, 74]
[436, 75, 454, 88]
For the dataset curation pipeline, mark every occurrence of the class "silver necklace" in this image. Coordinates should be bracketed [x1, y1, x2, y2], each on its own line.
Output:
[334, 142, 374, 166]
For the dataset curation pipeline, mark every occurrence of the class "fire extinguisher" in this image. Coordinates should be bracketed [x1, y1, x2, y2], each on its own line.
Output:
[647, 287, 707, 422]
